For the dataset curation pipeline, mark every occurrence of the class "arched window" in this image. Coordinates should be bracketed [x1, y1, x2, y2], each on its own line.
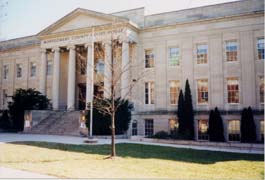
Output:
[132, 120, 137, 136]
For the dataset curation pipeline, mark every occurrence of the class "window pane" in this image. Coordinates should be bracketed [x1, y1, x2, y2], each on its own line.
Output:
[228, 120, 240, 141]
[145, 49, 154, 68]
[16, 64, 22, 78]
[260, 120, 264, 141]
[169, 119, 179, 133]
[198, 119, 209, 140]
[145, 119, 154, 136]
[3, 65, 8, 80]
[227, 78, 239, 103]
[150, 82, 155, 104]
[169, 80, 180, 105]
[47, 61, 52, 75]
[197, 79, 208, 104]
[226, 41, 238, 62]
[258, 77, 264, 104]
[197, 44, 208, 64]
[132, 120, 137, 136]
[169, 47, 180, 66]
[145, 82, 154, 104]
[30, 62, 36, 77]
[257, 38, 264, 60]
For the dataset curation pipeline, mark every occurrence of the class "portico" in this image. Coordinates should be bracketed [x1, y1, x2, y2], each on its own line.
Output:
[37, 9, 138, 110]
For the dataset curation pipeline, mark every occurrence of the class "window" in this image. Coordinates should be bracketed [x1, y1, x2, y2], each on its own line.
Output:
[169, 118, 178, 133]
[16, 64, 22, 78]
[169, 80, 180, 105]
[80, 58, 86, 75]
[2, 89, 7, 106]
[260, 120, 264, 141]
[226, 41, 238, 62]
[259, 77, 264, 103]
[168, 47, 180, 66]
[257, 38, 264, 60]
[196, 44, 208, 64]
[3, 65, 8, 80]
[96, 59, 104, 75]
[47, 61, 52, 76]
[145, 119, 154, 136]
[145, 82, 154, 104]
[198, 119, 209, 140]
[197, 79, 208, 104]
[132, 120, 137, 136]
[30, 62, 37, 77]
[227, 78, 239, 104]
[228, 120, 240, 141]
[145, 49, 154, 68]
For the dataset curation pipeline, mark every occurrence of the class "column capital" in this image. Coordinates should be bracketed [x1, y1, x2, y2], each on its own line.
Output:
[67, 45, 76, 50]
[52, 47, 60, 53]
[84, 42, 92, 48]
[40, 48, 47, 53]
[102, 39, 112, 47]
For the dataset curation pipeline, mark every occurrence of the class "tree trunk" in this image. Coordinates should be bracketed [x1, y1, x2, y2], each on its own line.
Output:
[111, 111, 116, 157]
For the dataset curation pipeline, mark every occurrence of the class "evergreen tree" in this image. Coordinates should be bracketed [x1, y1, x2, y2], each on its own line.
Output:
[184, 79, 194, 140]
[177, 89, 185, 134]
[208, 110, 215, 141]
[8, 88, 50, 131]
[208, 107, 225, 142]
[241, 107, 256, 143]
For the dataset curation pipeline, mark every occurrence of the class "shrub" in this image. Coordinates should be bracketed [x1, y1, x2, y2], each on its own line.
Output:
[86, 98, 132, 135]
[150, 131, 169, 139]
[241, 107, 256, 143]
[0, 110, 12, 129]
[208, 107, 225, 142]
[8, 88, 50, 131]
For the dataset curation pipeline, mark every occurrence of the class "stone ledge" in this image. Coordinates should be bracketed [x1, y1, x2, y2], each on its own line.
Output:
[131, 136, 264, 151]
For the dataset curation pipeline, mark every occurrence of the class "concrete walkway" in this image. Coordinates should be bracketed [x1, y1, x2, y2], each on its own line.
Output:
[0, 133, 263, 154]
[0, 167, 56, 178]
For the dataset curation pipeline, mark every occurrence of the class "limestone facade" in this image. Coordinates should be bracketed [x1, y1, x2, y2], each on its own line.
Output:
[0, 0, 264, 141]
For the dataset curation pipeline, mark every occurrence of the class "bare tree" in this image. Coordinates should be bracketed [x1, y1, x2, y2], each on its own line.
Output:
[75, 20, 145, 158]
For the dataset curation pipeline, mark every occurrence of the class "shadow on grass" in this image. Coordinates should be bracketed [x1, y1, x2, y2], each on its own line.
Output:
[10, 141, 264, 164]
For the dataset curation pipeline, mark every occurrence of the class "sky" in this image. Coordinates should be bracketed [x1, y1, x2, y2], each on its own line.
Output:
[0, 0, 238, 41]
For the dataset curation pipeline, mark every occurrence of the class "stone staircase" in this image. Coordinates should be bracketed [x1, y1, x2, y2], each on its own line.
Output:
[29, 111, 81, 136]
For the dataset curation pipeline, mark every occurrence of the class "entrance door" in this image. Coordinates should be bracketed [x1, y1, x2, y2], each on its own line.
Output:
[78, 84, 86, 110]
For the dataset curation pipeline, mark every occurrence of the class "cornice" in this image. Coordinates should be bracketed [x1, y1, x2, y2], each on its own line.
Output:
[38, 22, 139, 40]
[141, 11, 264, 33]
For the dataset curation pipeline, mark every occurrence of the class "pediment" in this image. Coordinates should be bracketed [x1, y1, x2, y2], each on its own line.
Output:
[38, 8, 128, 35]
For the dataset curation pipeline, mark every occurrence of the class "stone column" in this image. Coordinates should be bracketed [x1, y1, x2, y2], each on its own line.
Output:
[121, 41, 130, 99]
[39, 49, 47, 95]
[52, 47, 60, 110]
[85, 44, 93, 108]
[67, 45, 76, 110]
[104, 40, 112, 99]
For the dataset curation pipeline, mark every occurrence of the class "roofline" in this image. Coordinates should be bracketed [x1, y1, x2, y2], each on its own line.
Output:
[145, 0, 243, 17]
[0, 35, 37, 43]
[37, 7, 129, 36]
[110, 7, 145, 15]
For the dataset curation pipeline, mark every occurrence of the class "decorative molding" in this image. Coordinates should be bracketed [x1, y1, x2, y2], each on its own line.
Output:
[52, 47, 60, 52]
[40, 48, 47, 53]
[67, 45, 76, 50]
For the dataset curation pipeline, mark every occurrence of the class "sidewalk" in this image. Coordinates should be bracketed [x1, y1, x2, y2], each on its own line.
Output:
[0, 133, 263, 154]
[0, 167, 56, 178]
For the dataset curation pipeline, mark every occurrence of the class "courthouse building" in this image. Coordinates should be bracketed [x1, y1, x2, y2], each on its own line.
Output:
[0, 0, 264, 141]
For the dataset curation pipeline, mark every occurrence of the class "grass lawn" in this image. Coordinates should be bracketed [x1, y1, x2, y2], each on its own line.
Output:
[0, 142, 263, 179]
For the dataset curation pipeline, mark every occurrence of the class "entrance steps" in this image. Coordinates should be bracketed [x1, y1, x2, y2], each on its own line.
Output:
[27, 111, 81, 136]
